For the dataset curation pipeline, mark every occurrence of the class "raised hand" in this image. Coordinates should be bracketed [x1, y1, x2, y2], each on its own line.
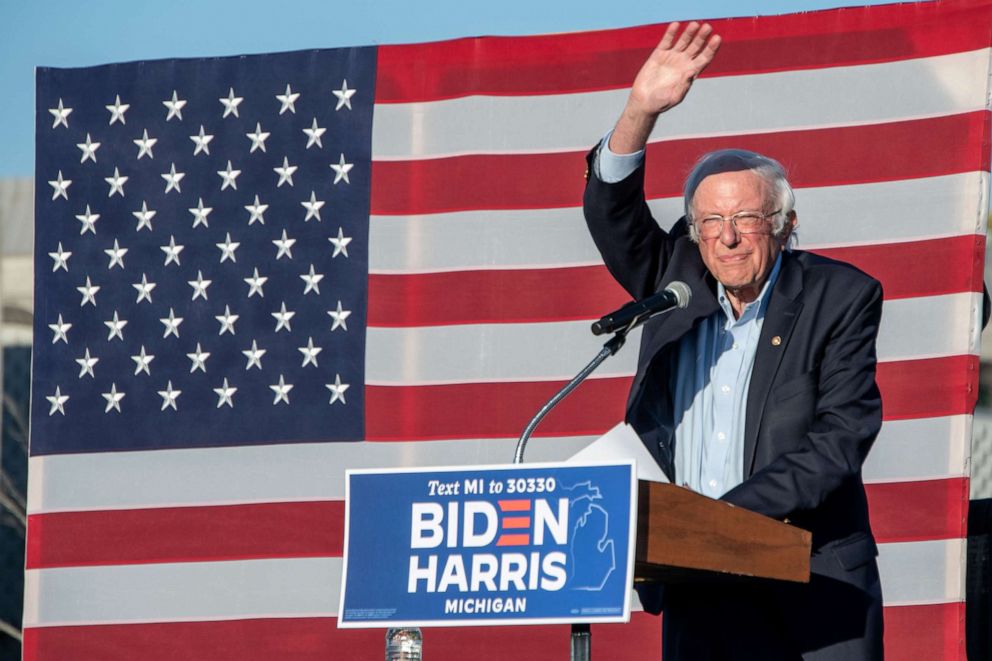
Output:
[610, 22, 721, 154]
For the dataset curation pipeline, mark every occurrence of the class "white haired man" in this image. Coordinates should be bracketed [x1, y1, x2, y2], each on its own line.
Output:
[583, 22, 883, 659]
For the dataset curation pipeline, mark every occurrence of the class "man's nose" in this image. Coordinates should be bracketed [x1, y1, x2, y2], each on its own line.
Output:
[719, 220, 740, 246]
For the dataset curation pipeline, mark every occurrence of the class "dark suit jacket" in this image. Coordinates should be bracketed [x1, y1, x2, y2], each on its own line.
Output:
[584, 152, 884, 659]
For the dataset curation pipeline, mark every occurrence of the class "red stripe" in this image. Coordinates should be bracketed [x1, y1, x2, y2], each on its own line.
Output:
[25, 501, 343, 569]
[499, 499, 532, 511]
[496, 533, 530, 546]
[866, 478, 968, 543]
[21, 603, 961, 660]
[810, 235, 986, 301]
[367, 236, 983, 326]
[24, 476, 964, 569]
[370, 112, 990, 215]
[876, 355, 979, 422]
[375, 1, 992, 102]
[365, 356, 976, 440]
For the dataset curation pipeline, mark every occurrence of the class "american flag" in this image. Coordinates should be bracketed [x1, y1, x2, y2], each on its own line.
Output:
[25, 0, 991, 658]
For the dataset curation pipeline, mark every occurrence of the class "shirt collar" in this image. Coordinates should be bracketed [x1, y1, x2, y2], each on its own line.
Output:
[716, 252, 783, 323]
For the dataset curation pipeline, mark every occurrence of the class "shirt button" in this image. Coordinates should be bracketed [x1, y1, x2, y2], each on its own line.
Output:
[721, 385, 731, 394]
[732, 343, 739, 350]
[717, 432, 726, 441]
[708, 479, 718, 489]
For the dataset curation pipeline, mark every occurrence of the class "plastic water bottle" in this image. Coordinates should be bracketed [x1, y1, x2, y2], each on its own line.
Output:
[385, 627, 423, 661]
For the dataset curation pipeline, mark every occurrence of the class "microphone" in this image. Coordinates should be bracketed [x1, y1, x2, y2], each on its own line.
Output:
[591, 281, 691, 335]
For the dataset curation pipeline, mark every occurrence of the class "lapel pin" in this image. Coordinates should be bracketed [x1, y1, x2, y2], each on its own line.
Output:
[771, 336, 782, 346]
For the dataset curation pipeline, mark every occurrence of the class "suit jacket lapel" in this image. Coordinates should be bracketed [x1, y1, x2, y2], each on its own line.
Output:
[743, 251, 804, 476]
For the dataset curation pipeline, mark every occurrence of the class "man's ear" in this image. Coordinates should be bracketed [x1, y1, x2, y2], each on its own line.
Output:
[780, 210, 798, 246]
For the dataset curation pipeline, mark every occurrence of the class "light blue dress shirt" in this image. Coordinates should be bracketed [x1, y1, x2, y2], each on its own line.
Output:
[595, 134, 783, 498]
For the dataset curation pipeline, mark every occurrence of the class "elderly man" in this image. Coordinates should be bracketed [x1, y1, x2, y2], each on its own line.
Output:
[583, 22, 883, 660]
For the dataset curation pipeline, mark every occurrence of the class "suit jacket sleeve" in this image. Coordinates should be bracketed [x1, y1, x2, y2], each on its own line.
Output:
[720, 276, 884, 521]
[583, 148, 675, 299]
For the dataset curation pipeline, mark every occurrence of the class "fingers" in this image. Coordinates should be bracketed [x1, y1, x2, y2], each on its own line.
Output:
[673, 21, 700, 51]
[657, 21, 680, 50]
[687, 23, 714, 58]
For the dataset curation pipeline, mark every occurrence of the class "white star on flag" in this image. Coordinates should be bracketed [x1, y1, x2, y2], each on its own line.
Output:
[133, 273, 157, 303]
[104, 311, 128, 341]
[76, 276, 100, 307]
[105, 167, 129, 197]
[328, 300, 351, 331]
[301, 264, 324, 295]
[134, 129, 157, 159]
[213, 378, 237, 408]
[298, 336, 322, 367]
[301, 191, 324, 221]
[219, 87, 243, 118]
[188, 270, 212, 301]
[49, 99, 73, 128]
[273, 230, 295, 260]
[190, 125, 214, 155]
[106, 94, 130, 125]
[216, 233, 240, 263]
[188, 198, 213, 228]
[216, 305, 239, 335]
[49, 314, 71, 344]
[131, 346, 155, 376]
[245, 195, 268, 225]
[244, 268, 268, 298]
[75, 348, 98, 379]
[132, 201, 157, 232]
[158, 381, 181, 411]
[101, 383, 125, 413]
[242, 340, 266, 370]
[333, 79, 356, 110]
[160, 308, 183, 338]
[330, 153, 353, 184]
[272, 302, 295, 332]
[269, 374, 294, 404]
[246, 123, 270, 153]
[329, 227, 352, 257]
[105, 239, 127, 269]
[49, 242, 72, 272]
[161, 235, 184, 266]
[163, 90, 187, 121]
[161, 163, 184, 194]
[76, 205, 100, 235]
[325, 374, 349, 405]
[276, 84, 300, 114]
[46, 386, 69, 416]
[274, 156, 298, 187]
[217, 160, 241, 190]
[187, 343, 210, 373]
[49, 171, 72, 200]
[77, 133, 100, 163]
[303, 118, 326, 148]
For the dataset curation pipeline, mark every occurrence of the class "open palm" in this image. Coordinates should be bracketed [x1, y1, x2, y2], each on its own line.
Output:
[629, 21, 722, 116]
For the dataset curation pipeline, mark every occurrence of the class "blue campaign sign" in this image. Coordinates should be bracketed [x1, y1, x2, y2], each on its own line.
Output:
[337, 461, 637, 628]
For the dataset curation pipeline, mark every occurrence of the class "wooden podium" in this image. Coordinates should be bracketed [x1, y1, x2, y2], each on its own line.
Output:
[634, 480, 811, 584]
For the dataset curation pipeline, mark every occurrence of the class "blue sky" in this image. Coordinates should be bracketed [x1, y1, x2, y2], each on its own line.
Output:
[1, 0, 904, 177]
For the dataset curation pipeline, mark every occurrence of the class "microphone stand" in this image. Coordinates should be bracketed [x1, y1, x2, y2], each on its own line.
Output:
[511, 321, 633, 661]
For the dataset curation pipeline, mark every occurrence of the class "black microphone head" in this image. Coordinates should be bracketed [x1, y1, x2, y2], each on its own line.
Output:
[665, 281, 691, 309]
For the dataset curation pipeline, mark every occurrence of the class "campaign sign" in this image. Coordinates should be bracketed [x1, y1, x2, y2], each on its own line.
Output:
[337, 461, 636, 627]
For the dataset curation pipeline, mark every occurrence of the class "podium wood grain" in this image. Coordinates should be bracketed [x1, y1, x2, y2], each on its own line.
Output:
[634, 481, 812, 584]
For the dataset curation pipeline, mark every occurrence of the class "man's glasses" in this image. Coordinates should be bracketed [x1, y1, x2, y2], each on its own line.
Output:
[695, 209, 780, 239]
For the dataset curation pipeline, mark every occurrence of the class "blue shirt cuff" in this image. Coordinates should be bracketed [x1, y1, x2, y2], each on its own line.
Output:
[595, 130, 645, 183]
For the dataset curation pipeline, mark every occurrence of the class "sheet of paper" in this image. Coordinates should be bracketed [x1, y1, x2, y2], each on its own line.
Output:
[567, 422, 670, 483]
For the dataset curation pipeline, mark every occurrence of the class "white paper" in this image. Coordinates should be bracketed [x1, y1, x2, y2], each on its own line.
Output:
[568, 422, 670, 483]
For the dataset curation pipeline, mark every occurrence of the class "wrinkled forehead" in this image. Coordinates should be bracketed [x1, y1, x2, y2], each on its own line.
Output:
[689, 169, 773, 215]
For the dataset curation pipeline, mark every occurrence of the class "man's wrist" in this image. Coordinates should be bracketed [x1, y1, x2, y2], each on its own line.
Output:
[596, 130, 645, 183]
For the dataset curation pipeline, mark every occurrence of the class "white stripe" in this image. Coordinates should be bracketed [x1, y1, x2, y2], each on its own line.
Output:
[362, 294, 972, 385]
[863, 416, 969, 483]
[368, 173, 987, 273]
[21, 538, 960, 626]
[371, 50, 990, 159]
[23, 558, 343, 627]
[878, 538, 965, 605]
[27, 416, 967, 514]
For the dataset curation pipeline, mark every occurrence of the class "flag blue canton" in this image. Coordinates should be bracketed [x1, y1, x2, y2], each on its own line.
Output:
[32, 47, 376, 454]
